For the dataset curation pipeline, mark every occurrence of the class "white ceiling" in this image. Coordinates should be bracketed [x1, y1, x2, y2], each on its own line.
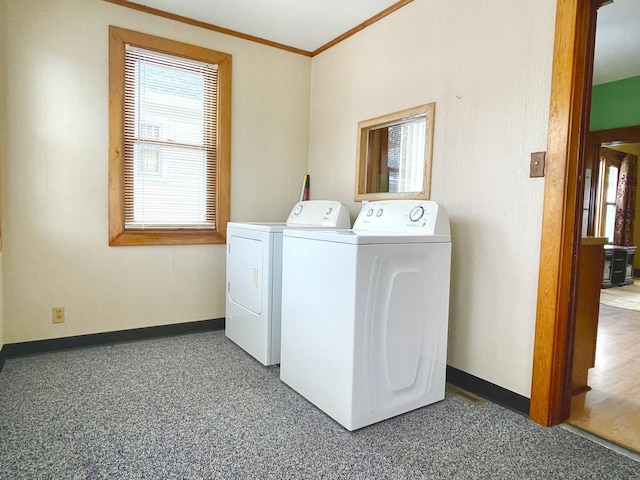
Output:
[129, 0, 638, 82]
[594, 0, 640, 85]
[128, 0, 400, 53]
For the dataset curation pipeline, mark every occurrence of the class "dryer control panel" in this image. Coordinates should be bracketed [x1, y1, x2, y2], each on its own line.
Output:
[286, 200, 351, 228]
[354, 200, 449, 235]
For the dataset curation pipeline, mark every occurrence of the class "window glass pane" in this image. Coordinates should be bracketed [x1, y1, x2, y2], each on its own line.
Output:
[605, 165, 618, 203]
[137, 60, 205, 146]
[124, 45, 217, 229]
[133, 145, 207, 223]
[605, 204, 616, 243]
[139, 145, 161, 175]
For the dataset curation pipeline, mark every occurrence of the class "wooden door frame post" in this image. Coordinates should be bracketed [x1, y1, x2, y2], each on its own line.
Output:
[530, 0, 602, 426]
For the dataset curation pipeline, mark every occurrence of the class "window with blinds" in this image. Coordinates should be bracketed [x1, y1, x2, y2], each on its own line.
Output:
[109, 26, 231, 246]
[124, 46, 217, 229]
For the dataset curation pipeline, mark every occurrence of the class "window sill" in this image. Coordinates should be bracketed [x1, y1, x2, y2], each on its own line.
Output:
[109, 228, 226, 246]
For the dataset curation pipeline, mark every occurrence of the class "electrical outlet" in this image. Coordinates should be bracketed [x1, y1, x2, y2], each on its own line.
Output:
[52, 307, 65, 324]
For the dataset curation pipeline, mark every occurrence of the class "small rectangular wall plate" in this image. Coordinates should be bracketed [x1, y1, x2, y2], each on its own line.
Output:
[530, 151, 546, 178]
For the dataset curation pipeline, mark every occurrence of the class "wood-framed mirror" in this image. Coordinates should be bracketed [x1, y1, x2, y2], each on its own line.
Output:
[355, 103, 435, 201]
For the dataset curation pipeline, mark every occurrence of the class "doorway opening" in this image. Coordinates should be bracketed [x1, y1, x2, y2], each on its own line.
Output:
[530, 0, 640, 454]
[568, 133, 640, 452]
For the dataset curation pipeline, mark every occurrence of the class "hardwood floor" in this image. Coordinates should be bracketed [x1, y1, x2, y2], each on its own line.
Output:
[568, 303, 640, 453]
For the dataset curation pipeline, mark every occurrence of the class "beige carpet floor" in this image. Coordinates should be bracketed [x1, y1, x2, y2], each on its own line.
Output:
[599, 280, 640, 311]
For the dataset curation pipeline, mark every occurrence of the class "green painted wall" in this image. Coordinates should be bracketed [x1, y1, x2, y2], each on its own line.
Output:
[590, 75, 640, 131]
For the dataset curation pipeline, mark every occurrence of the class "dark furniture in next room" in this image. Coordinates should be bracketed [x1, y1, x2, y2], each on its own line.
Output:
[602, 245, 636, 288]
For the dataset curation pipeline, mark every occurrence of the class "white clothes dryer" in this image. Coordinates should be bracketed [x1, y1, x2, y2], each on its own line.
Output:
[279, 200, 451, 430]
[225, 200, 351, 366]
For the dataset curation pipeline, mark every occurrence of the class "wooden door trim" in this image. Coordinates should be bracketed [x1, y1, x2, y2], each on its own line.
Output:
[530, 0, 601, 426]
[587, 125, 640, 144]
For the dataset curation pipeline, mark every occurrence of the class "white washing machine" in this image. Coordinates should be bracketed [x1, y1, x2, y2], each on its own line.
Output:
[279, 200, 451, 431]
[225, 200, 351, 366]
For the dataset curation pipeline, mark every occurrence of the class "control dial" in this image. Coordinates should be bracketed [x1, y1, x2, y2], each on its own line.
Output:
[409, 206, 425, 222]
[294, 204, 303, 215]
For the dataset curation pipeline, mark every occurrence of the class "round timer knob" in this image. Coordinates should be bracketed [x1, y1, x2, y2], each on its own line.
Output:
[409, 206, 425, 222]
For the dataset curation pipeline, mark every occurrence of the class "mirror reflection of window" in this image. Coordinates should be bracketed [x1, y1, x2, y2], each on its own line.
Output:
[366, 118, 426, 194]
[366, 116, 426, 193]
[390, 119, 425, 192]
[355, 103, 434, 201]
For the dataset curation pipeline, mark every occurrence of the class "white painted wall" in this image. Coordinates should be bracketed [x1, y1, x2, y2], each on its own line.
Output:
[1, 0, 311, 343]
[0, 0, 6, 350]
[308, 0, 556, 397]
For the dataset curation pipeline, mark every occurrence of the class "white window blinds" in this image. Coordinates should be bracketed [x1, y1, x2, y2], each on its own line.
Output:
[123, 45, 218, 229]
[387, 118, 426, 193]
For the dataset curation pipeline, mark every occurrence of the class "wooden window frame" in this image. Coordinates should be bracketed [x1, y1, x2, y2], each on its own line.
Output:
[108, 26, 231, 246]
[595, 148, 623, 240]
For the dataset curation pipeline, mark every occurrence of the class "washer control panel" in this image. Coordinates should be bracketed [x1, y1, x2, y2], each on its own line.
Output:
[286, 200, 351, 228]
[354, 200, 449, 235]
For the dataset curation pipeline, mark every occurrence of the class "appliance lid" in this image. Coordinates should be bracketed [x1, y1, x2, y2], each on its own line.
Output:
[227, 222, 287, 233]
[282, 228, 450, 245]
